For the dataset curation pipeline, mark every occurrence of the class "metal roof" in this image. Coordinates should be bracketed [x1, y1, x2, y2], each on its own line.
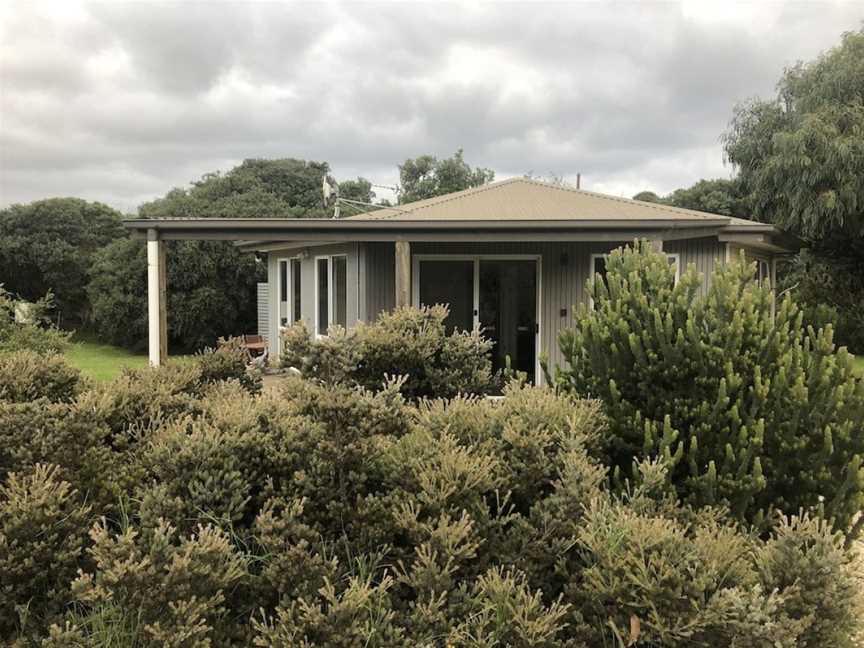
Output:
[343, 177, 768, 226]
[123, 177, 794, 251]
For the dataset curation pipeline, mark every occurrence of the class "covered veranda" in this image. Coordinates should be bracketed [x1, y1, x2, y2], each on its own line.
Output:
[122, 215, 769, 367]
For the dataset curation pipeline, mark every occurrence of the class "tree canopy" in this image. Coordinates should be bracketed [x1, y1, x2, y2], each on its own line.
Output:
[398, 149, 494, 203]
[0, 198, 124, 326]
[139, 158, 333, 219]
[90, 158, 391, 351]
[632, 178, 748, 217]
[723, 28, 864, 241]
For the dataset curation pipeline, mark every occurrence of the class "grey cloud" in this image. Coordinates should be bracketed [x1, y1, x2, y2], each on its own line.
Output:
[1, 1, 861, 211]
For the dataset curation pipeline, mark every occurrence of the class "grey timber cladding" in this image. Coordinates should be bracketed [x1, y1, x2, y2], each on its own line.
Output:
[363, 242, 395, 320]
[267, 237, 729, 375]
[256, 283, 269, 340]
[664, 237, 726, 295]
[362, 239, 727, 375]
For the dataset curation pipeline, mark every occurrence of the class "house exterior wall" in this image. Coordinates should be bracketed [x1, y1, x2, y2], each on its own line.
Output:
[358, 238, 728, 376]
[266, 242, 361, 356]
[664, 237, 726, 295]
[266, 237, 736, 373]
[363, 242, 396, 320]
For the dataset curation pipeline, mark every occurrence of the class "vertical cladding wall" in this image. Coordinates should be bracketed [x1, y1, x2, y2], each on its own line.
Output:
[268, 237, 730, 371]
[665, 237, 727, 295]
[363, 242, 396, 320]
[256, 282, 269, 340]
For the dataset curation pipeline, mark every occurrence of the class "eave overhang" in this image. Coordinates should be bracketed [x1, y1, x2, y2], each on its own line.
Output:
[124, 217, 728, 240]
[122, 217, 797, 254]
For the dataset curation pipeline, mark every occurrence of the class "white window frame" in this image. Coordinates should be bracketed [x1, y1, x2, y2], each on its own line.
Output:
[314, 254, 348, 337]
[276, 256, 301, 328]
[589, 252, 681, 308]
[411, 253, 542, 385]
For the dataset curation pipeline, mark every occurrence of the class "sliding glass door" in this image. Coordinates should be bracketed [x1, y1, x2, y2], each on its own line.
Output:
[415, 256, 539, 383]
[479, 260, 537, 384]
[417, 259, 475, 334]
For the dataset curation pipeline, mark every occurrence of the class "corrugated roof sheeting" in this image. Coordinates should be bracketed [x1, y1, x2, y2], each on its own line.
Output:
[347, 178, 768, 226]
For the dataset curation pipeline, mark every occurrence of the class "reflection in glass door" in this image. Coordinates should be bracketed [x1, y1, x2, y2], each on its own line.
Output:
[479, 260, 537, 384]
[415, 257, 538, 383]
[417, 259, 475, 334]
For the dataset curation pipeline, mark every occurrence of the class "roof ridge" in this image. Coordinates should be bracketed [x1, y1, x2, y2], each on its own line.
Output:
[346, 176, 760, 225]
[356, 178, 521, 221]
[513, 177, 727, 221]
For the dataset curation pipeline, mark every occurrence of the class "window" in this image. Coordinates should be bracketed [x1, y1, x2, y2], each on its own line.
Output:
[278, 258, 302, 327]
[291, 258, 302, 322]
[755, 259, 770, 283]
[333, 256, 347, 328]
[315, 255, 348, 336]
[592, 255, 608, 284]
[316, 258, 329, 335]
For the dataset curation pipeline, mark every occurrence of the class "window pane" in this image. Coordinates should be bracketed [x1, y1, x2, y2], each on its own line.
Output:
[291, 259, 302, 323]
[479, 260, 537, 384]
[279, 261, 288, 325]
[418, 260, 474, 333]
[593, 256, 607, 282]
[667, 255, 679, 284]
[333, 256, 347, 328]
[317, 258, 329, 335]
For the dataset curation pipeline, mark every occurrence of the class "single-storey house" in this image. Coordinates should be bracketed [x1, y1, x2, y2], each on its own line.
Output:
[124, 178, 795, 383]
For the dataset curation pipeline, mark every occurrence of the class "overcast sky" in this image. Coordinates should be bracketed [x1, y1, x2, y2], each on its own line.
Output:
[1, 1, 861, 213]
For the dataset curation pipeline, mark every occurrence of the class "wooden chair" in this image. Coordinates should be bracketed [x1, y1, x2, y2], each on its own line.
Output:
[241, 334, 267, 356]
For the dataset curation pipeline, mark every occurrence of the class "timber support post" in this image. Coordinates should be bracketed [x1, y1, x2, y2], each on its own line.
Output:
[147, 229, 168, 366]
[395, 239, 411, 308]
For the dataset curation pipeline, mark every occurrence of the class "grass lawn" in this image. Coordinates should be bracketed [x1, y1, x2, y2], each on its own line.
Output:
[66, 336, 194, 381]
[65, 338, 150, 381]
[852, 355, 864, 376]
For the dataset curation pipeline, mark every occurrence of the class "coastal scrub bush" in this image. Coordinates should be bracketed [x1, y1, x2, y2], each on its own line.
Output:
[0, 287, 71, 356]
[0, 344, 861, 645]
[0, 465, 92, 639]
[280, 305, 495, 399]
[555, 241, 864, 538]
[0, 350, 84, 403]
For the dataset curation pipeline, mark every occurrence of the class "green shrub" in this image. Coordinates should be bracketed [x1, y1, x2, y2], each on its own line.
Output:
[0, 465, 92, 639]
[756, 513, 861, 647]
[0, 286, 71, 356]
[196, 337, 262, 394]
[0, 350, 84, 403]
[0, 402, 121, 509]
[70, 520, 247, 646]
[555, 241, 864, 537]
[75, 364, 200, 439]
[281, 305, 495, 399]
[0, 350, 860, 645]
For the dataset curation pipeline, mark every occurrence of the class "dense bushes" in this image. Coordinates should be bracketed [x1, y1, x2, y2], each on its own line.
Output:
[88, 239, 264, 352]
[280, 305, 496, 399]
[0, 351, 84, 403]
[1, 349, 860, 646]
[554, 241, 864, 537]
[0, 287, 71, 356]
[0, 198, 124, 328]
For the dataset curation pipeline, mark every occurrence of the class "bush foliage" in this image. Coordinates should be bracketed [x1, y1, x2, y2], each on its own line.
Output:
[0, 351, 84, 403]
[1, 348, 860, 646]
[0, 287, 71, 356]
[280, 305, 496, 399]
[554, 241, 864, 537]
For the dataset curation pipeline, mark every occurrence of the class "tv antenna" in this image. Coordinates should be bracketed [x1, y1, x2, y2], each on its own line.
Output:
[322, 177, 411, 218]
